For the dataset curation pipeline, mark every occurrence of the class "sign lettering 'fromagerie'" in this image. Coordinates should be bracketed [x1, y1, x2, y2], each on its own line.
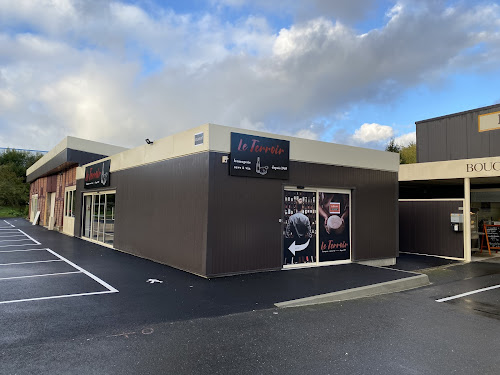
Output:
[230, 132, 289, 179]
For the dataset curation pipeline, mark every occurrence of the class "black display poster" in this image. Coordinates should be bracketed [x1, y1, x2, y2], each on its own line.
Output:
[230, 132, 289, 179]
[283, 190, 316, 265]
[318, 192, 350, 262]
[485, 225, 500, 249]
[84, 160, 111, 189]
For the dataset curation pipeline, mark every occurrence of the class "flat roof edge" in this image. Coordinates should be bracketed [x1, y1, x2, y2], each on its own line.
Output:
[416, 103, 500, 125]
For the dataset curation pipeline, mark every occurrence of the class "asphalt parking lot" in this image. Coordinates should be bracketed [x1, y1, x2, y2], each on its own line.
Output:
[0, 218, 423, 349]
[1, 218, 500, 374]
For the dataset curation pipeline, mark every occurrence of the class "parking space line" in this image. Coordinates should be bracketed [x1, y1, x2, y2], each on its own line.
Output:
[46, 249, 119, 293]
[0, 248, 48, 253]
[17, 229, 41, 245]
[436, 284, 500, 302]
[0, 234, 25, 238]
[0, 290, 117, 305]
[2, 220, 15, 227]
[0, 260, 62, 266]
[0, 271, 81, 281]
[0, 238, 36, 242]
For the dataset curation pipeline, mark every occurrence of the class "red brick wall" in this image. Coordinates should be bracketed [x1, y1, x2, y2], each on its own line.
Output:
[29, 166, 77, 230]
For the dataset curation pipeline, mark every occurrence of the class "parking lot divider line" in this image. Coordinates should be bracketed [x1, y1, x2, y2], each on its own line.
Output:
[436, 284, 500, 302]
[2, 220, 15, 227]
[0, 290, 117, 305]
[0, 243, 42, 248]
[45, 249, 119, 293]
[0, 238, 36, 242]
[0, 260, 63, 266]
[16, 229, 41, 245]
[0, 234, 25, 238]
[0, 271, 82, 281]
[0, 248, 49, 253]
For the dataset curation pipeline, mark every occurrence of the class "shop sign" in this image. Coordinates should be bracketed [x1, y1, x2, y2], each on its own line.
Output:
[466, 161, 500, 173]
[478, 111, 500, 132]
[230, 132, 289, 179]
[84, 160, 110, 189]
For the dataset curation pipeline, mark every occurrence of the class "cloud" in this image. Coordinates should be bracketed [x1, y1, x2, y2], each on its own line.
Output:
[352, 123, 394, 143]
[0, 0, 499, 151]
[394, 131, 416, 146]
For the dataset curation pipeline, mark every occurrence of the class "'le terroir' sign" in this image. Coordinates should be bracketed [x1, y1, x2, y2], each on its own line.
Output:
[84, 160, 111, 189]
[230, 132, 289, 179]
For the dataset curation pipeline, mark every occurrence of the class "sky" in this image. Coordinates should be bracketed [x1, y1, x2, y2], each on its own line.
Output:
[1, 0, 500, 152]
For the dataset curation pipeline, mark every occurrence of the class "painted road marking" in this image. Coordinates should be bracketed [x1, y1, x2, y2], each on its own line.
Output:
[0, 271, 81, 281]
[0, 238, 37, 243]
[17, 229, 41, 245]
[46, 249, 119, 293]
[0, 248, 49, 253]
[2, 220, 15, 228]
[436, 284, 500, 302]
[0, 260, 62, 266]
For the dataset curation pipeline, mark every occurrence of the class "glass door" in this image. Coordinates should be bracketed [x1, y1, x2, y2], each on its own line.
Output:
[283, 189, 317, 266]
[283, 188, 351, 268]
[318, 191, 351, 262]
[82, 191, 116, 247]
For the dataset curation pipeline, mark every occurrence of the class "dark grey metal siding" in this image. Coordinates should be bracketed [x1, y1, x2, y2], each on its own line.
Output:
[417, 104, 500, 163]
[207, 152, 398, 277]
[399, 200, 464, 258]
[75, 152, 210, 277]
[27, 149, 108, 183]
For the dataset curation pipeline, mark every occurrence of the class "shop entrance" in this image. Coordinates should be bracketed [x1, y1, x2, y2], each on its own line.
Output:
[283, 188, 351, 268]
[82, 191, 116, 247]
[471, 189, 500, 253]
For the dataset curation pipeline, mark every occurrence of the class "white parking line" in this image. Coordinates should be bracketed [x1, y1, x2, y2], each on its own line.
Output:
[2, 220, 14, 227]
[0, 248, 48, 253]
[0, 260, 62, 266]
[0, 290, 117, 305]
[17, 229, 41, 245]
[0, 234, 25, 238]
[0, 238, 36, 242]
[46, 249, 119, 293]
[436, 284, 500, 302]
[0, 247, 119, 305]
[0, 271, 81, 281]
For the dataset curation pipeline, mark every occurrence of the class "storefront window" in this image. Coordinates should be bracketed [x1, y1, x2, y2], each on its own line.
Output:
[82, 191, 116, 247]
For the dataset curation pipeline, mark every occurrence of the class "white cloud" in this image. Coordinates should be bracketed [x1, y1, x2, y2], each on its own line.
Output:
[0, 0, 499, 151]
[394, 131, 416, 146]
[352, 123, 394, 143]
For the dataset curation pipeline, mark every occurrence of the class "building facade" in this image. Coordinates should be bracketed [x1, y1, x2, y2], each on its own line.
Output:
[400, 104, 500, 261]
[29, 124, 400, 277]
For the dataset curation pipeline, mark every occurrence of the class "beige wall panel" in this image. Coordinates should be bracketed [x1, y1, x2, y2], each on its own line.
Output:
[400, 156, 500, 181]
[207, 124, 399, 172]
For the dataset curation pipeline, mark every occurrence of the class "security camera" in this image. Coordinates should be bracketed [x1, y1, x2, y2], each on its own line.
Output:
[145, 139, 154, 145]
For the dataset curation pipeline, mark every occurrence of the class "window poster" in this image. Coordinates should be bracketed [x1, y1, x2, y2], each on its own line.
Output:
[283, 190, 316, 265]
[318, 192, 350, 262]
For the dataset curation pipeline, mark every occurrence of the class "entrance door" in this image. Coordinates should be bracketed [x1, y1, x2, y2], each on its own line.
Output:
[283, 189, 317, 266]
[283, 188, 351, 268]
[82, 191, 116, 247]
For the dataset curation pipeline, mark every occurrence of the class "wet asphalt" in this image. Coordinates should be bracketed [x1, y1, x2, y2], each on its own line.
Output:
[1, 218, 500, 374]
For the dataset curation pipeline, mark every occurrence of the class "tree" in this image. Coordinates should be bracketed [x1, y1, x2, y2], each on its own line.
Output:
[0, 165, 29, 206]
[400, 142, 416, 164]
[0, 149, 43, 182]
[385, 138, 401, 153]
[0, 149, 43, 207]
[384, 139, 416, 164]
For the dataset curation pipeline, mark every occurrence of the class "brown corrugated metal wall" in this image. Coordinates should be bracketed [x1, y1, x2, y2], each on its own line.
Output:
[207, 153, 399, 276]
[399, 200, 464, 258]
